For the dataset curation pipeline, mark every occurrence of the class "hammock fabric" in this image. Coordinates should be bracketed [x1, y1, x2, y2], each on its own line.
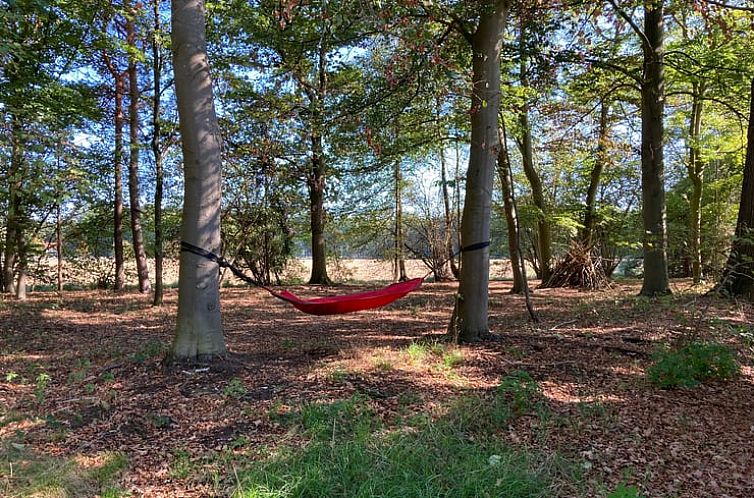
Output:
[269, 278, 424, 315]
[180, 240, 487, 316]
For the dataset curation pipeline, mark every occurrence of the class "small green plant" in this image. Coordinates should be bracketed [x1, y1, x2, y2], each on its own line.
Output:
[130, 341, 164, 363]
[497, 370, 542, 415]
[223, 378, 248, 399]
[442, 349, 464, 369]
[170, 450, 193, 479]
[647, 341, 740, 388]
[34, 372, 51, 403]
[372, 353, 394, 371]
[405, 342, 430, 364]
[607, 482, 643, 498]
[5, 371, 20, 383]
[327, 367, 350, 384]
[280, 338, 297, 350]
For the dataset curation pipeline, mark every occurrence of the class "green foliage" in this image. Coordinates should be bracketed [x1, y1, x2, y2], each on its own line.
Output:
[498, 370, 543, 415]
[232, 396, 562, 498]
[607, 482, 643, 498]
[130, 341, 165, 364]
[647, 342, 740, 388]
[1, 436, 127, 497]
[34, 372, 51, 404]
[224, 378, 248, 399]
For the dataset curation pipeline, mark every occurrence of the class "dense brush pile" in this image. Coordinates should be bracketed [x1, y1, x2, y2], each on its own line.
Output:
[540, 242, 612, 290]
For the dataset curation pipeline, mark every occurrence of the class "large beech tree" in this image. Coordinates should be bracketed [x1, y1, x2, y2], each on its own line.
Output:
[170, 0, 226, 361]
[608, 0, 671, 295]
[449, 0, 510, 343]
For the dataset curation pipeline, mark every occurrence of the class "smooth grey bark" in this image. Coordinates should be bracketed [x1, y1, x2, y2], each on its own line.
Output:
[581, 102, 610, 247]
[152, 0, 165, 306]
[687, 83, 705, 284]
[638, 1, 671, 296]
[126, 6, 152, 293]
[717, 78, 754, 300]
[496, 121, 524, 294]
[450, 0, 510, 343]
[170, 0, 226, 361]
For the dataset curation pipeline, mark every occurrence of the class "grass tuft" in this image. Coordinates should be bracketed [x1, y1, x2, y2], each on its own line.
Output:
[231, 394, 566, 498]
[647, 341, 740, 388]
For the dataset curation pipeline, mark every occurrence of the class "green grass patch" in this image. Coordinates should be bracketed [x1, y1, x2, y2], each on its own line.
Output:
[230, 391, 568, 498]
[1, 439, 128, 498]
[647, 341, 740, 388]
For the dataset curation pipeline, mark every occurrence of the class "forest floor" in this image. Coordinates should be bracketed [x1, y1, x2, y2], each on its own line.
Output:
[1, 278, 753, 497]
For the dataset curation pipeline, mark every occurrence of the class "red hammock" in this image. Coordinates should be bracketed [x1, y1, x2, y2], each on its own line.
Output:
[268, 277, 424, 315]
[180, 242, 437, 315]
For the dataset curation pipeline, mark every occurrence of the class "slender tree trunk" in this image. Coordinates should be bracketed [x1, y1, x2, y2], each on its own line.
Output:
[639, 1, 670, 296]
[517, 19, 551, 282]
[307, 13, 331, 286]
[687, 84, 705, 285]
[152, 0, 165, 305]
[437, 97, 459, 278]
[307, 131, 331, 284]
[497, 120, 524, 294]
[3, 116, 22, 293]
[170, 0, 226, 362]
[393, 160, 407, 282]
[717, 78, 754, 300]
[450, 0, 509, 343]
[56, 202, 63, 292]
[113, 70, 126, 291]
[126, 6, 152, 293]
[14, 216, 26, 300]
[582, 102, 610, 247]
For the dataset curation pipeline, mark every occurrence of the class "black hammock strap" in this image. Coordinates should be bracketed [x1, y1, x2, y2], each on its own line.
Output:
[180, 241, 276, 293]
[180, 239, 490, 289]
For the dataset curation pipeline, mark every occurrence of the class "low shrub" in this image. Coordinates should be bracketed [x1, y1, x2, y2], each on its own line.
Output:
[647, 342, 740, 388]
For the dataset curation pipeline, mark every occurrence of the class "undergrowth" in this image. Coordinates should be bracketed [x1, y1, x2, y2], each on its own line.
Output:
[0, 438, 128, 497]
[231, 374, 572, 498]
[647, 341, 740, 388]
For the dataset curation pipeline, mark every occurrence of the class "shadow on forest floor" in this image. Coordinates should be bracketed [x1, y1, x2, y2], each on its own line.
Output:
[1, 279, 753, 497]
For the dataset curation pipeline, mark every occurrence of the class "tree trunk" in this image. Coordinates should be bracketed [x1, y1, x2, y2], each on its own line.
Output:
[126, 6, 152, 293]
[170, 0, 226, 362]
[307, 17, 331, 286]
[56, 202, 63, 292]
[497, 120, 524, 294]
[113, 69, 126, 291]
[14, 215, 27, 300]
[639, 1, 671, 296]
[517, 18, 552, 282]
[152, 0, 165, 306]
[450, 0, 509, 343]
[3, 116, 22, 293]
[717, 78, 754, 300]
[438, 96, 459, 279]
[307, 131, 331, 285]
[393, 160, 407, 282]
[687, 83, 705, 285]
[582, 102, 609, 247]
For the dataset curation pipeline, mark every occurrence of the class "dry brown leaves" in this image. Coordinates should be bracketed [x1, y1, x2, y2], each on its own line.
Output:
[1, 278, 752, 497]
